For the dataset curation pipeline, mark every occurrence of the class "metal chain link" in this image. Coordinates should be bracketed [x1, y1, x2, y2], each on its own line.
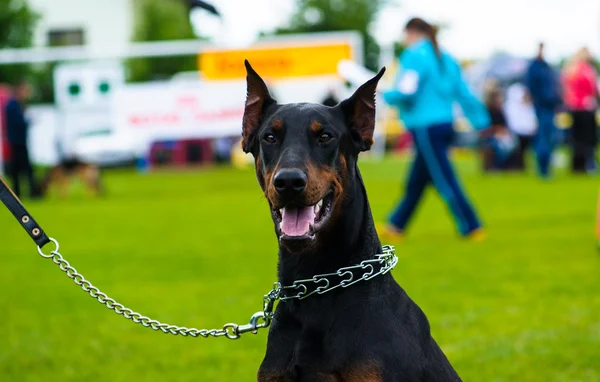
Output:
[37, 238, 273, 340]
[36, 239, 397, 340]
[277, 245, 397, 301]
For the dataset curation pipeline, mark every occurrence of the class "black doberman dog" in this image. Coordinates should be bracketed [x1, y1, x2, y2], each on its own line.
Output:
[242, 60, 461, 381]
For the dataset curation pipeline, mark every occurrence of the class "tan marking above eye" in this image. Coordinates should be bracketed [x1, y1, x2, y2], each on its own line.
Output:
[273, 119, 283, 130]
[311, 120, 322, 132]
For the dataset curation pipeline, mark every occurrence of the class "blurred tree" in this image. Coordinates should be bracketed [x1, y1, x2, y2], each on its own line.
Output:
[28, 64, 56, 103]
[0, 0, 39, 85]
[267, 0, 393, 71]
[127, 0, 199, 82]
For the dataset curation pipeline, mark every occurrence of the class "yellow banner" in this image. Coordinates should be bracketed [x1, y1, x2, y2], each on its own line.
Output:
[199, 43, 353, 80]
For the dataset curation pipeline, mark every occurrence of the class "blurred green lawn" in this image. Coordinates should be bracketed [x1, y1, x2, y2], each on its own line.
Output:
[1, 156, 599, 382]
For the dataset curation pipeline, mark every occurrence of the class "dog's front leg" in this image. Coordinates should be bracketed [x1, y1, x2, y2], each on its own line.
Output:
[257, 310, 302, 381]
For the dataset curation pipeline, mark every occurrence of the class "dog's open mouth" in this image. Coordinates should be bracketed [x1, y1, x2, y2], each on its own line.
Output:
[272, 191, 334, 241]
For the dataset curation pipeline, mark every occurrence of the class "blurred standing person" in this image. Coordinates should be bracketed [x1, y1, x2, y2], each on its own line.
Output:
[380, 17, 490, 241]
[503, 82, 538, 170]
[525, 43, 562, 179]
[481, 84, 518, 172]
[5, 81, 37, 198]
[562, 48, 599, 173]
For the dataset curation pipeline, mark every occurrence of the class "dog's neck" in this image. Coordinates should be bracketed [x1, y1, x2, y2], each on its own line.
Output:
[277, 166, 382, 285]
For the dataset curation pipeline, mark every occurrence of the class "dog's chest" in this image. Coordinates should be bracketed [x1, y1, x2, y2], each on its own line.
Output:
[258, 311, 383, 381]
[258, 363, 382, 381]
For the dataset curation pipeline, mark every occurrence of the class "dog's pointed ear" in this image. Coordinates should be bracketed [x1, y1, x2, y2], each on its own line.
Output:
[242, 60, 276, 153]
[339, 67, 386, 152]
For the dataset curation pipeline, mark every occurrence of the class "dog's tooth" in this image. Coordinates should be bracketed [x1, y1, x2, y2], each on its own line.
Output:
[317, 199, 323, 209]
[279, 208, 283, 215]
[314, 204, 320, 214]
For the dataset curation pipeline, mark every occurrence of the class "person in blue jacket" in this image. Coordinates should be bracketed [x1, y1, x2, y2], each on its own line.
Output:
[380, 17, 490, 241]
[524, 43, 562, 179]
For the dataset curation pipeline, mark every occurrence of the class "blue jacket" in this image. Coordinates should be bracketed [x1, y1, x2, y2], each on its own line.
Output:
[383, 39, 490, 131]
[525, 58, 561, 110]
[5, 98, 29, 145]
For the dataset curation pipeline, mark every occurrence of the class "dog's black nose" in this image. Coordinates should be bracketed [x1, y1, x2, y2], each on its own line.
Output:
[273, 169, 307, 197]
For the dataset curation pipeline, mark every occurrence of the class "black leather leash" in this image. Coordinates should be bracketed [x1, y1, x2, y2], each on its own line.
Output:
[0, 177, 50, 248]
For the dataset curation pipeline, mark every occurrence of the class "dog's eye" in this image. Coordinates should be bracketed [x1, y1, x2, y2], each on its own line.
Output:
[319, 133, 332, 143]
[263, 134, 277, 144]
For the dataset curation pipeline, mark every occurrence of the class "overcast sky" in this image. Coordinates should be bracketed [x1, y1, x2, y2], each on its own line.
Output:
[191, 0, 600, 63]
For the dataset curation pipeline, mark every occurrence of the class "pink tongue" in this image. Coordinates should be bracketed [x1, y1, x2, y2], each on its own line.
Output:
[281, 206, 315, 237]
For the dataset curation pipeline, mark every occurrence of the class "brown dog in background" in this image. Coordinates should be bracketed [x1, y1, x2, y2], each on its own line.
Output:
[40, 158, 103, 198]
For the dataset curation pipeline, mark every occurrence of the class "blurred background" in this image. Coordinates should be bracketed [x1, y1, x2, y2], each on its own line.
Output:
[0, 0, 599, 381]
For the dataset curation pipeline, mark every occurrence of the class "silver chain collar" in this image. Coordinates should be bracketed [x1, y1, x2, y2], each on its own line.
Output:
[275, 245, 398, 301]
[36, 239, 396, 340]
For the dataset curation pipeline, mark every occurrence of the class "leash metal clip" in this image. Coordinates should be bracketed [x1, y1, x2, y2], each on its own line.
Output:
[225, 285, 280, 339]
[235, 311, 271, 336]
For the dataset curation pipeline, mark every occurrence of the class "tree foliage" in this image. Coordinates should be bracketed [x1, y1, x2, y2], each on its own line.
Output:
[127, 0, 199, 82]
[269, 0, 390, 71]
[0, 0, 39, 84]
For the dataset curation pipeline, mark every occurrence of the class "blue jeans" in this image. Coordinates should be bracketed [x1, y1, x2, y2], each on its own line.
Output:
[533, 107, 557, 178]
[389, 123, 482, 236]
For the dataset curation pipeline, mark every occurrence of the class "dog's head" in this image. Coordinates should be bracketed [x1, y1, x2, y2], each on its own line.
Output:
[242, 60, 385, 253]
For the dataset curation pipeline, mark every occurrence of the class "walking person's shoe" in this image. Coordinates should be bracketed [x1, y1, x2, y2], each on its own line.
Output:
[376, 223, 405, 243]
[466, 228, 487, 242]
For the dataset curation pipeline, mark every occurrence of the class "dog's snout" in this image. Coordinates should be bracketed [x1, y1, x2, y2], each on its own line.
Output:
[273, 169, 307, 197]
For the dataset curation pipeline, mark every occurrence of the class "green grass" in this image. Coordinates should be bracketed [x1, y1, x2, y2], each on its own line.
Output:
[1, 156, 598, 381]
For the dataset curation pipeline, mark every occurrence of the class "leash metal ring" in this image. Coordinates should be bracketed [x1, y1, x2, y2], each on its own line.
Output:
[223, 323, 241, 339]
[37, 238, 59, 258]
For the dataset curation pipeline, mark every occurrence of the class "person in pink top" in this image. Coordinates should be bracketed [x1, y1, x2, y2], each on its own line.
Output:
[562, 48, 599, 173]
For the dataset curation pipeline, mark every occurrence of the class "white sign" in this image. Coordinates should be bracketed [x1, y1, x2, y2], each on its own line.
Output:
[112, 75, 348, 154]
[26, 105, 60, 166]
[51, 62, 126, 160]
[54, 62, 125, 110]
[112, 81, 246, 154]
